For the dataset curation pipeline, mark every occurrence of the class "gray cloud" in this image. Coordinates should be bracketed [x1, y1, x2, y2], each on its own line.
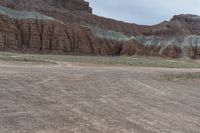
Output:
[89, 0, 200, 25]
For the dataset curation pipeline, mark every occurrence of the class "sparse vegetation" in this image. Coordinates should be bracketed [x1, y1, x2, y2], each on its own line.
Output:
[1, 52, 200, 68]
[162, 72, 200, 81]
[0, 52, 55, 64]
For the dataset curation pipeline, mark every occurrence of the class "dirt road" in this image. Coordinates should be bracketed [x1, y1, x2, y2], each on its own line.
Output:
[0, 61, 200, 133]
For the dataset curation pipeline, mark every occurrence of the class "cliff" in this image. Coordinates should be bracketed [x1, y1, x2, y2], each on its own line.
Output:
[0, 0, 199, 58]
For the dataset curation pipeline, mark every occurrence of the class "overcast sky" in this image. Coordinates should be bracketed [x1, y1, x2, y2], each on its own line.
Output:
[89, 0, 200, 25]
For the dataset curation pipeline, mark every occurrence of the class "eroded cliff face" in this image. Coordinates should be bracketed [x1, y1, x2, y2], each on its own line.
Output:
[0, 6, 123, 55]
[0, 0, 200, 58]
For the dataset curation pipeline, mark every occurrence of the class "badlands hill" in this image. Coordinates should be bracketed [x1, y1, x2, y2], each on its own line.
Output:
[0, 0, 199, 58]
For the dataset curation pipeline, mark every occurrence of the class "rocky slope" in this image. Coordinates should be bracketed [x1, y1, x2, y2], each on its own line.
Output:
[0, 0, 199, 58]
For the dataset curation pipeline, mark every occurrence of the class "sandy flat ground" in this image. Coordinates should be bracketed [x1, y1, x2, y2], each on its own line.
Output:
[0, 60, 200, 133]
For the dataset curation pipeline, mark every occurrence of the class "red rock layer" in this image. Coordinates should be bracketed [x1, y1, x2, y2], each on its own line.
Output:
[0, 15, 125, 55]
[0, 0, 200, 58]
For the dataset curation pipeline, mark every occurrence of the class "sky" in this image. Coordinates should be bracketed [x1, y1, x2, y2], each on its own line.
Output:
[89, 0, 200, 25]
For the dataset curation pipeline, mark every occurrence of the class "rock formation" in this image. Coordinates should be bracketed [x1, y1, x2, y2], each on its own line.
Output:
[0, 0, 200, 58]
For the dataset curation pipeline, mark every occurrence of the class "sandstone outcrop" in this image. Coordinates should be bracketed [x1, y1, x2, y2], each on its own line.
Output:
[0, 0, 200, 58]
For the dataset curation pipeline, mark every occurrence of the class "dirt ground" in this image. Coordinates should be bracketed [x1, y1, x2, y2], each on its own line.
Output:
[0, 60, 200, 133]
